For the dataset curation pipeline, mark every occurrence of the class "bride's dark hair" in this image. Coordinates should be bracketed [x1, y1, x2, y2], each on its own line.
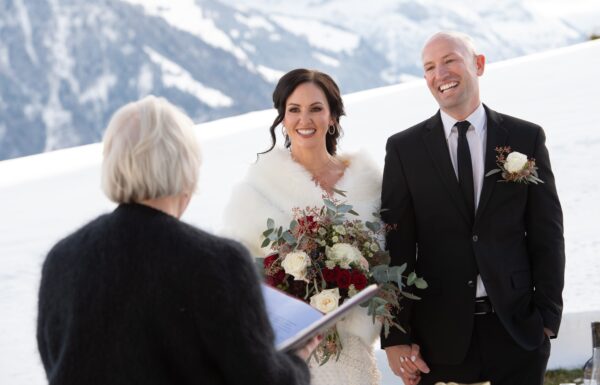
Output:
[259, 68, 345, 157]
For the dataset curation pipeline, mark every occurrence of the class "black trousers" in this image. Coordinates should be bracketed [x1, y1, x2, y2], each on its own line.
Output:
[420, 313, 551, 385]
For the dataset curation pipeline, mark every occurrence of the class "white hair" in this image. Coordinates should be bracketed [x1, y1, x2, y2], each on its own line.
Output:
[101, 95, 201, 204]
[422, 31, 479, 59]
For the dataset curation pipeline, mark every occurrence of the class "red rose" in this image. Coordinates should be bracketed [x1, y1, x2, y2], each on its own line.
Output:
[264, 253, 279, 268]
[336, 269, 351, 289]
[289, 280, 307, 298]
[322, 268, 337, 282]
[298, 215, 318, 233]
[265, 268, 286, 287]
[351, 271, 368, 290]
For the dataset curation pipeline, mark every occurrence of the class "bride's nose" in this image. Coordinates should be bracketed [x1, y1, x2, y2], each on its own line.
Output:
[298, 111, 311, 125]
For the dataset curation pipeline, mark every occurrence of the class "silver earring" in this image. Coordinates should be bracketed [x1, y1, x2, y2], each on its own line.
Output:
[328, 124, 337, 135]
[282, 125, 288, 137]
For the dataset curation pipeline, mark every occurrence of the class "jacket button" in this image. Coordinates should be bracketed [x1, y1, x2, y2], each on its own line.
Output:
[472, 235, 479, 242]
[467, 280, 475, 287]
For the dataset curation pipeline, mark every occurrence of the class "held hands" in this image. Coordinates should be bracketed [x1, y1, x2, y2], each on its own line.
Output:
[385, 344, 430, 385]
[294, 335, 322, 361]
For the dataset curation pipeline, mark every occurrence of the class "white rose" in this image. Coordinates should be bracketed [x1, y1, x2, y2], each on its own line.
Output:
[281, 251, 311, 281]
[505, 151, 529, 173]
[310, 288, 341, 313]
[326, 243, 363, 268]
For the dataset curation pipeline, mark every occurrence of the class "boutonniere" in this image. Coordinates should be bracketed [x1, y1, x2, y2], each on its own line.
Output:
[485, 146, 544, 184]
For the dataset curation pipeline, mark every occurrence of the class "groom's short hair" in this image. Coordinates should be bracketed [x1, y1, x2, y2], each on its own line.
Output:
[421, 31, 479, 60]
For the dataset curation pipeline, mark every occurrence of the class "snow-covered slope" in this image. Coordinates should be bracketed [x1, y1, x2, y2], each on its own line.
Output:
[2, 0, 598, 160]
[1, 39, 599, 384]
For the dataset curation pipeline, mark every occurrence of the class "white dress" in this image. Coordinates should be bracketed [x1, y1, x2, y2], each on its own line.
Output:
[222, 148, 383, 385]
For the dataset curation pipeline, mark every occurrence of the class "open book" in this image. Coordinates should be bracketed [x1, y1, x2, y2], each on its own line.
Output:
[261, 283, 379, 352]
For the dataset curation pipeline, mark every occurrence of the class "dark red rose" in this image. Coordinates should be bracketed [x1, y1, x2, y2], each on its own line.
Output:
[322, 268, 337, 282]
[289, 280, 307, 298]
[264, 253, 279, 268]
[351, 271, 368, 290]
[298, 215, 318, 233]
[265, 268, 286, 287]
[336, 269, 351, 289]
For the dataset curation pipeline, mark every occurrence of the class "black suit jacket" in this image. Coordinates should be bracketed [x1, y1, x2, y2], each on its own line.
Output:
[380, 105, 565, 365]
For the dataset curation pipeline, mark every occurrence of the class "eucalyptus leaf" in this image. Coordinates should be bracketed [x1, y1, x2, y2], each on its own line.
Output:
[348, 209, 359, 216]
[261, 238, 270, 248]
[277, 226, 283, 238]
[282, 231, 297, 245]
[415, 277, 428, 289]
[323, 199, 338, 212]
[371, 265, 389, 284]
[400, 291, 421, 300]
[365, 221, 381, 232]
[262, 228, 274, 237]
[290, 219, 298, 232]
[407, 272, 417, 286]
[267, 218, 275, 229]
[331, 188, 347, 197]
[396, 263, 407, 276]
[485, 168, 502, 177]
[337, 204, 353, 213]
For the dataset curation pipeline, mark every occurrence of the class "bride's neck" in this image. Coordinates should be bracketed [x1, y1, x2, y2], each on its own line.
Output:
[290, 146, 335, 175]
[290, 146, 346, 195]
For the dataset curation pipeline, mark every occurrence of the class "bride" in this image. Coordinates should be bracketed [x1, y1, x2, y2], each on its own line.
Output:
[222, 68, 382, 385]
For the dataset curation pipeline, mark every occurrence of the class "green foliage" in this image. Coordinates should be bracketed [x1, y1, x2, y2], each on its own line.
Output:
[543, 368, 583, 385]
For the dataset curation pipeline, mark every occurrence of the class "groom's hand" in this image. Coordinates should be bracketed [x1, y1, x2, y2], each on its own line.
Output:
[385, 344, 430, 385]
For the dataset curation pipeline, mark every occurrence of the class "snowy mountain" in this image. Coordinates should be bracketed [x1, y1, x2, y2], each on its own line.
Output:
[0, 0, 596, 161]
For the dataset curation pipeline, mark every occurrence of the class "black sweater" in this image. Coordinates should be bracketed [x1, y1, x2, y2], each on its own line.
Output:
[37, 203, 310, 385]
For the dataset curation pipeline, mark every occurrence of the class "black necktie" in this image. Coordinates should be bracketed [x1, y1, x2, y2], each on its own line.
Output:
[456, 120, 475, 218]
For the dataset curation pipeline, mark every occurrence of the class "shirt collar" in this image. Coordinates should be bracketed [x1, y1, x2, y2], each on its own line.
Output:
[441, 103, 487, 140]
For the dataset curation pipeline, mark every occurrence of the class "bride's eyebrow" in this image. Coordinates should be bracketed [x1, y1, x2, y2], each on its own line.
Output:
[287, 102, 324, 107]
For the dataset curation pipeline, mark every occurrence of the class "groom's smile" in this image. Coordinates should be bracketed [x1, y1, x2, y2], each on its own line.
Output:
[439, 81, 458, 93]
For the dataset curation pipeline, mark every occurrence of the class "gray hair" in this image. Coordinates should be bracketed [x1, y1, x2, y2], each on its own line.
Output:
[101, 95, 201, 204]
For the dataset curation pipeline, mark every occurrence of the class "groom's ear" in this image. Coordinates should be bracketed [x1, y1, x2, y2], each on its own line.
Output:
[475, 54, 486, 76]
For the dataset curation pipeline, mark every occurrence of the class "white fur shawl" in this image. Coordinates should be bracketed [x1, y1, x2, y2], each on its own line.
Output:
[221, 148, 383, 347]
[222, 147, 382, 257]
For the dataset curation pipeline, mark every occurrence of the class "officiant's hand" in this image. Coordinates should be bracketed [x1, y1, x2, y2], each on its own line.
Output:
[385, 344, 430, 385]
[295, 335, 322, 361]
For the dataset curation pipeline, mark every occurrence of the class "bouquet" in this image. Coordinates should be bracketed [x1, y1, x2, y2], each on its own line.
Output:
[260, 190, 426, 364]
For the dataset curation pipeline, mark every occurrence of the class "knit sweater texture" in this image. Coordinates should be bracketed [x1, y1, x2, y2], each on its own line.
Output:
[37, 203, 310, 385]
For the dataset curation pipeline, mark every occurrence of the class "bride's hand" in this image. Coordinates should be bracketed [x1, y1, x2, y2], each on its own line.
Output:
[385, 344, 430, 385]
[294, 335, 322, 361]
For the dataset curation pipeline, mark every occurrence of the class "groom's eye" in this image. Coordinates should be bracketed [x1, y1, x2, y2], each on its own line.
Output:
[311, 107, 323, 112]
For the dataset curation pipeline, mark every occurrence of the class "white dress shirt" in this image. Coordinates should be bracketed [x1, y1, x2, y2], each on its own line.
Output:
[440, 104, 489, 298]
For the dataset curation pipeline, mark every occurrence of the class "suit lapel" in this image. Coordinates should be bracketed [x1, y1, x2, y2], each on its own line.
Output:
[475, 105, 508, 224]
[422, 112, 472, 227]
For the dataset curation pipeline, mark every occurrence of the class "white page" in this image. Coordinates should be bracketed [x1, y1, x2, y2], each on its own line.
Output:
[261, 284, 323, 348]
[261, 284, 379, 351]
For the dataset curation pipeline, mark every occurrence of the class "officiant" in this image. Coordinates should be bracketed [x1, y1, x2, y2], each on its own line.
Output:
[36, 95, 318, 385]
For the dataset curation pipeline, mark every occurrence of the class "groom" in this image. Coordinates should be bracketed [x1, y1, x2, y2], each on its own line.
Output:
[380, 31, 565, 385]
